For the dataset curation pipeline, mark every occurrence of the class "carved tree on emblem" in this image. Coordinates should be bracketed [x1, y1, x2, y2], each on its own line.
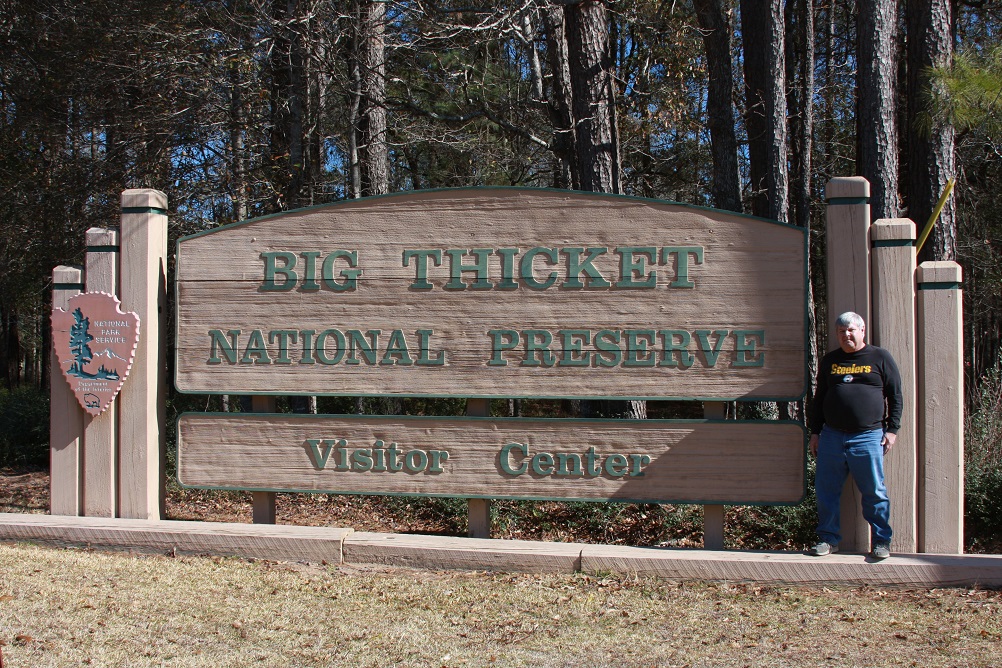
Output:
[67, 308, 94, 378]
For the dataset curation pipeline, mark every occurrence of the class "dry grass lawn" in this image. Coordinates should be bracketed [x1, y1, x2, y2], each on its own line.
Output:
[1, 542, 1000, 667]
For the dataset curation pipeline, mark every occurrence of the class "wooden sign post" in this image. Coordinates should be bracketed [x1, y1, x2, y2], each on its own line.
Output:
[48, 190, 167, 521]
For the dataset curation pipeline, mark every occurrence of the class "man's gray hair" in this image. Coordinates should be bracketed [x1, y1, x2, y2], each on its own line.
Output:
[835, 311, 865, 328]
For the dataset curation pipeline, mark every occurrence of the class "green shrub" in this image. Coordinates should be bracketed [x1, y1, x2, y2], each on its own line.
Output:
[0, 386, 50, 468]
[965, 362, 1002, 551]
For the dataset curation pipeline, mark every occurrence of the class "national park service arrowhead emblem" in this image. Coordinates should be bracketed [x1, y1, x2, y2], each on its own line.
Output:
[52, 292, 141, 416]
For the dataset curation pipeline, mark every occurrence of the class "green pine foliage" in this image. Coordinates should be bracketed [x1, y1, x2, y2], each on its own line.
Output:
[927, 46, 1002, 142]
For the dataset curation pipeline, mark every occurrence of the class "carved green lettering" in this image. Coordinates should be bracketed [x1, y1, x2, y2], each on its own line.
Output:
[321, 250, 361, 291]
[299, 251, 322, 291]
[268, 330, 298, 364]
[625, 329, 656, 367]
[695, 329, 729, 367]
[260, 252, 297, 291]
[615, 247, 657, 288]
[500, 442, 528, 475]
[241, 329, 271, 364]
[662, 246, 704, 288]
[604, 453, 629, 477]
[416, 329, 445, 366]
[315, 329, 346, 365]
[381, 329, 414, 365]
[496, 248, 520, 290]
[488, 329, 519, 366]
[531, 452, 555, 476]
[402, 249, 442, 290]
[658, 330, 695, 368]
[523, 329, 556, 367]
[445, 248, 493, 290]
[404, 450, 429, 473]
[630, 454, 651, 476]
[208, 329, 240, 364]
[299, 330, 316, 364]
[558, 329, 591, 367]
[562, 247, 611, 289]
[594, 330, 623, 367]
[555, 452, 583, 476]
[519, 247, 559, 290]
[351, 449, 374, 471]
[346, 330, 380, 365]
[733, 329, 766, 367]
[305, 438, 345, 470]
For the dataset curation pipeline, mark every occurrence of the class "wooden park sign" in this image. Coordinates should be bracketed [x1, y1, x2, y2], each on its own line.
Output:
[175, 189, 809, 504]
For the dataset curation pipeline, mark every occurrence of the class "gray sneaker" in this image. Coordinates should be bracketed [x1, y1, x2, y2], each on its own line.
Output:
[871, 542, 891, 560]
[809, 541, 837, 556]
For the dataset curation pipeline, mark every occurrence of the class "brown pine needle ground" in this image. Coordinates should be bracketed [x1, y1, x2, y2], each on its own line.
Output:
[1, 542, 1001, 667]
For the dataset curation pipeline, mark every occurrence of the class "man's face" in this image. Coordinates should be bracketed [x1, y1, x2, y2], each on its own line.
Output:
[837, 322, 866, 353]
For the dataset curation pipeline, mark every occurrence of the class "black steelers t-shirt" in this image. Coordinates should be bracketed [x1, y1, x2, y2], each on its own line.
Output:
[811, 344, 903, 435]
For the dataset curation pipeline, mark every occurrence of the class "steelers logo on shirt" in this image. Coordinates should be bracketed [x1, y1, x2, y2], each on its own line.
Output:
[843, 375, 854, 383]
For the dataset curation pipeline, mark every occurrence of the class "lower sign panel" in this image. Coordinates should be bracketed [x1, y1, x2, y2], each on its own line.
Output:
[177, 414, 806, 505]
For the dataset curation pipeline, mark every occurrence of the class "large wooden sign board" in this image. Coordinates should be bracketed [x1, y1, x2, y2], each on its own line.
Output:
[178, 414, 805, 504]
[175, 189, 808, 401]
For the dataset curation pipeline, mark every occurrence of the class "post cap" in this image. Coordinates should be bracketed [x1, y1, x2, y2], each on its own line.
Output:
[871, 218, 916, 241]
[121, 189, 167, 211]
[917, 260, 962, 284]
[825, 177, 870, 200]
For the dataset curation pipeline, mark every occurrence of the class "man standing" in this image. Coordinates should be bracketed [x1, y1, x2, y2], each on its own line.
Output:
[809, 311, 903, 560]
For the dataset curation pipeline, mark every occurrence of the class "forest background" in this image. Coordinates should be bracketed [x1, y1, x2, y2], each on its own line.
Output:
[0, 0, 999, 551]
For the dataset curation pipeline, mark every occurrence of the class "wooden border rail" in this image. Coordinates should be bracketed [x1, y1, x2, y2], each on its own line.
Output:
[2, 514, 1000, 588]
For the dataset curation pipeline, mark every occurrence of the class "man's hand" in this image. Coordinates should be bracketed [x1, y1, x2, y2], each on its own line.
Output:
[882, 432, 896, 453]
[809, 434, 819, 457]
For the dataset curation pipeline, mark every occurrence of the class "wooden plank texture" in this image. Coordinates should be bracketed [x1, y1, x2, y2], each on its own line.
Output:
[83, 228, 120, 517]
[175, 189, 807, 400]
[578, 544, 1002, 587]
[871, 219, 918, 553]
[702, 401, 727, 549]
[0, 513, 350, 563]
[344, 531, 582, 573]
[118, 189, 168, 520]
[465, 398, 491, 538]
[3, 514, 1000, 587]
[177, 414, 806, 504]
[50, 266, 84, 516]
[251, 396, 277, 524]
[917, 261, 964, 554]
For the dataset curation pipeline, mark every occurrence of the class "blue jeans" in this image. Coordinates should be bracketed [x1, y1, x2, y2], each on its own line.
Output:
[815, 426, 892, 545]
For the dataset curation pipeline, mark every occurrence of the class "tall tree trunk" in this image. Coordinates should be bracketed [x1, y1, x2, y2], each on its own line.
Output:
[559, 0, 641, 419]
[858, 0, 900, 221]
[741, 0, 788, 223]
[269, 0, 306, 211]
[742, 0, 789, 419]
[566, 0, 621, 194]
[786, 0, 814, 232]
[786, 0, 817, 419]
[227, 16, 249, 223]
[693, 0, 742, 213]
[351, 0, 394, 415]
[353, 0, 389, 197]
[907, 0, 956, 261]
[542, 3, 579, 190]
